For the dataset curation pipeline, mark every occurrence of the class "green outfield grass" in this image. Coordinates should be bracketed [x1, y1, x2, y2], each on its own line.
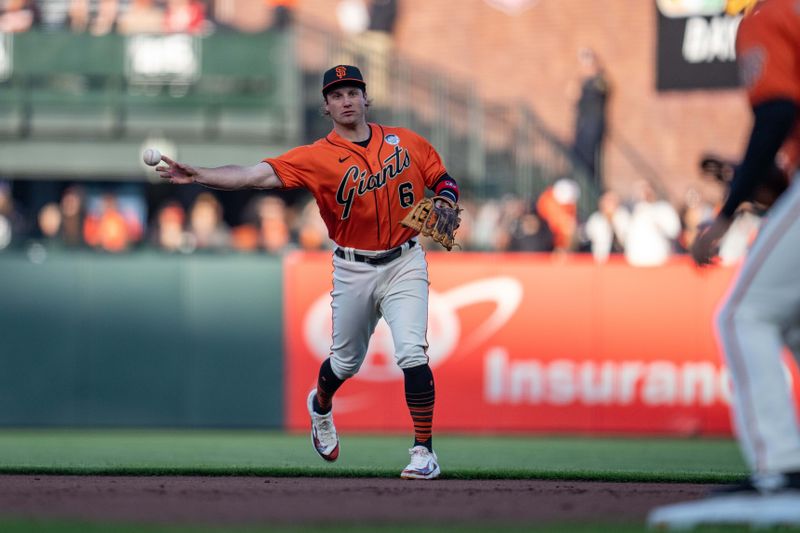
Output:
[0, 430, 747, 482]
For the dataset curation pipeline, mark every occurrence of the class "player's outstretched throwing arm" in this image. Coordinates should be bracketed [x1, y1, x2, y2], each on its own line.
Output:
[156, 155, 282, 190]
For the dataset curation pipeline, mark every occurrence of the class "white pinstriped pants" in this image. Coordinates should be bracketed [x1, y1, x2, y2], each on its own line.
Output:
[328, 242, 430, 379]
[716, 174, 800, 475]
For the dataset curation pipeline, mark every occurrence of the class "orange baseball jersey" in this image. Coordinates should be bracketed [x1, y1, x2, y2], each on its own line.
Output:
[737, 0, 800, 171]
[265, 123, 447, 250]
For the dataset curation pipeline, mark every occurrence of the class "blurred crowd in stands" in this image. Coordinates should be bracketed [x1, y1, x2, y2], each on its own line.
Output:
[0, 177, 761, 266]
[0, 0, 214, 34]
[0, 0, 760, 266]
[0, 180, 328, 255]
[0, 0, 396, 35]
[464, 177, 758, 266]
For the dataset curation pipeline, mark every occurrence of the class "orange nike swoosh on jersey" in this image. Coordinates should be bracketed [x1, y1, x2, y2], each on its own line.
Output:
[338, 156, 351, 163]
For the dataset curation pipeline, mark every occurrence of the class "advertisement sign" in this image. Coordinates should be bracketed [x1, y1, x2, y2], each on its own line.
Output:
[125, 34, 200, 85]
[284, 253, 800, 435]
[655, 0, 749, 90]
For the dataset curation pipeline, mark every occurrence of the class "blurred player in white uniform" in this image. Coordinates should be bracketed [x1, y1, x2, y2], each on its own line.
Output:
[649, 0, 800, 528]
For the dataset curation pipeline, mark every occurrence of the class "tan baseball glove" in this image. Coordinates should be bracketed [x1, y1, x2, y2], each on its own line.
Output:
[401, 195, 462, 251]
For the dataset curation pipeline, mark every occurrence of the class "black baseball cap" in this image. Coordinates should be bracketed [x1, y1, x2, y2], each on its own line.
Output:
[322, 65, 366, 95]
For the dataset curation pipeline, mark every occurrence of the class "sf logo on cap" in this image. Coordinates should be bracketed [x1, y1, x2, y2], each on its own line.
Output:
[335, 66, 347, 78]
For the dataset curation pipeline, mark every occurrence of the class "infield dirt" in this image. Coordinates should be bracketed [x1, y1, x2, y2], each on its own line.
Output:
[0, 475, 709, 527]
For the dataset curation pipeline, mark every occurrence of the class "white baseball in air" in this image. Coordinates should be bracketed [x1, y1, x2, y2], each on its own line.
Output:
[142, 148, 162, 166]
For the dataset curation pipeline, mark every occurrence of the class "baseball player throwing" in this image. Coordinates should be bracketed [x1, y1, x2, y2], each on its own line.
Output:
[649, 0, 800, 528]
[157, 65, 461, 480]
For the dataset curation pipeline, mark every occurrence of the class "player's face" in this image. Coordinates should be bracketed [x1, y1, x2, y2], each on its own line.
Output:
[324, 86, 367, 126]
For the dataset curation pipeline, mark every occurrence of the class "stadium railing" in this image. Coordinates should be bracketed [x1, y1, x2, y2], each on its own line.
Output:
[0, 26, 597, 216]
[0, 30, 302, 178]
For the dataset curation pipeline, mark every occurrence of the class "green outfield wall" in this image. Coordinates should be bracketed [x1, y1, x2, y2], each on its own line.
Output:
[0, 252, 284, 427]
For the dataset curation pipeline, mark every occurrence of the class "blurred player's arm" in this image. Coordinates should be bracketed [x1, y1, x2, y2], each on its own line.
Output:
[719, 100, 798, 220]
[156, 156, 282, 190]
[692, 99, 798, 266]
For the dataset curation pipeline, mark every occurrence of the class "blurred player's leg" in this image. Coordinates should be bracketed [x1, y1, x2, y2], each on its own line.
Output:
[650, 182, 800, 529]
[716, 180, 800, 476]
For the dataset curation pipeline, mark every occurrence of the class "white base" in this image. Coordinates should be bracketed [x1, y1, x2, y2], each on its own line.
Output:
[648, 493, 800, 530]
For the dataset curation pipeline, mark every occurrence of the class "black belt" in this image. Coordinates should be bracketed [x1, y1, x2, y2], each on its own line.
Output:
[335, 240, 416, 265]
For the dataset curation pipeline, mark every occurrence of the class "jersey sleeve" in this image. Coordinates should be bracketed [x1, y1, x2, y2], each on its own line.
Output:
[263, 145, 315, 189]
[735, 0, 800, 107]
[720, 100, 798, 218]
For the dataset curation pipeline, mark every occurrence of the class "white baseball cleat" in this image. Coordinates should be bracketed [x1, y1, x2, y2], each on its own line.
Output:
[307, 389, 339, 462]
[647, 493, 800, 530]
[401, 445, 440, 480]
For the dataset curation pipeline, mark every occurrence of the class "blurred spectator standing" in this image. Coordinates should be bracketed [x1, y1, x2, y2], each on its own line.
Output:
[83, 193, 143, 253]
[536, 178, 580, 253]
[0, 182, 19, 251]
[151, 201, 187, 252]
[164, 0, 208, 34]
[337, 0, 369, 35]
[257, 195, 290, 253]
[0, 0, 40, 32]
[624, 181, 681, 267]
[59, 185, 87, 248]
[508, 205, 554, 252]
[361, 0, 398, 104]
[570, 47, 610, 192]
[583, 190, 629, 263]
[717, 210, 761, 266]
[36, 202, 63, 248]
[333, 0, 400, 103]
[67, 0, 92, 32]
[469, 200, 502, 251]
[265, 0, 295, 31]
[693, 153, 763, 265]
[117, 0, 164, 34]
[67, 0, 117, 35]
[229, 196, 262, 252]
[296, 197, 331, 251]
[230, 223, 260, 252]
[187, 192, 230, 251]
[335, 0, 370, 66]
[496, 196, 527, 251]
[94, 0, 118, 35]
[367, 0, 397, 33]
[676, 188, 713, 254]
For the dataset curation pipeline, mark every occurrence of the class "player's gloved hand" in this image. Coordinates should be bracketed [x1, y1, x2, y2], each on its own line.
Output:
[691, 216, 732, 267]
[401, 195, 462, 251]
